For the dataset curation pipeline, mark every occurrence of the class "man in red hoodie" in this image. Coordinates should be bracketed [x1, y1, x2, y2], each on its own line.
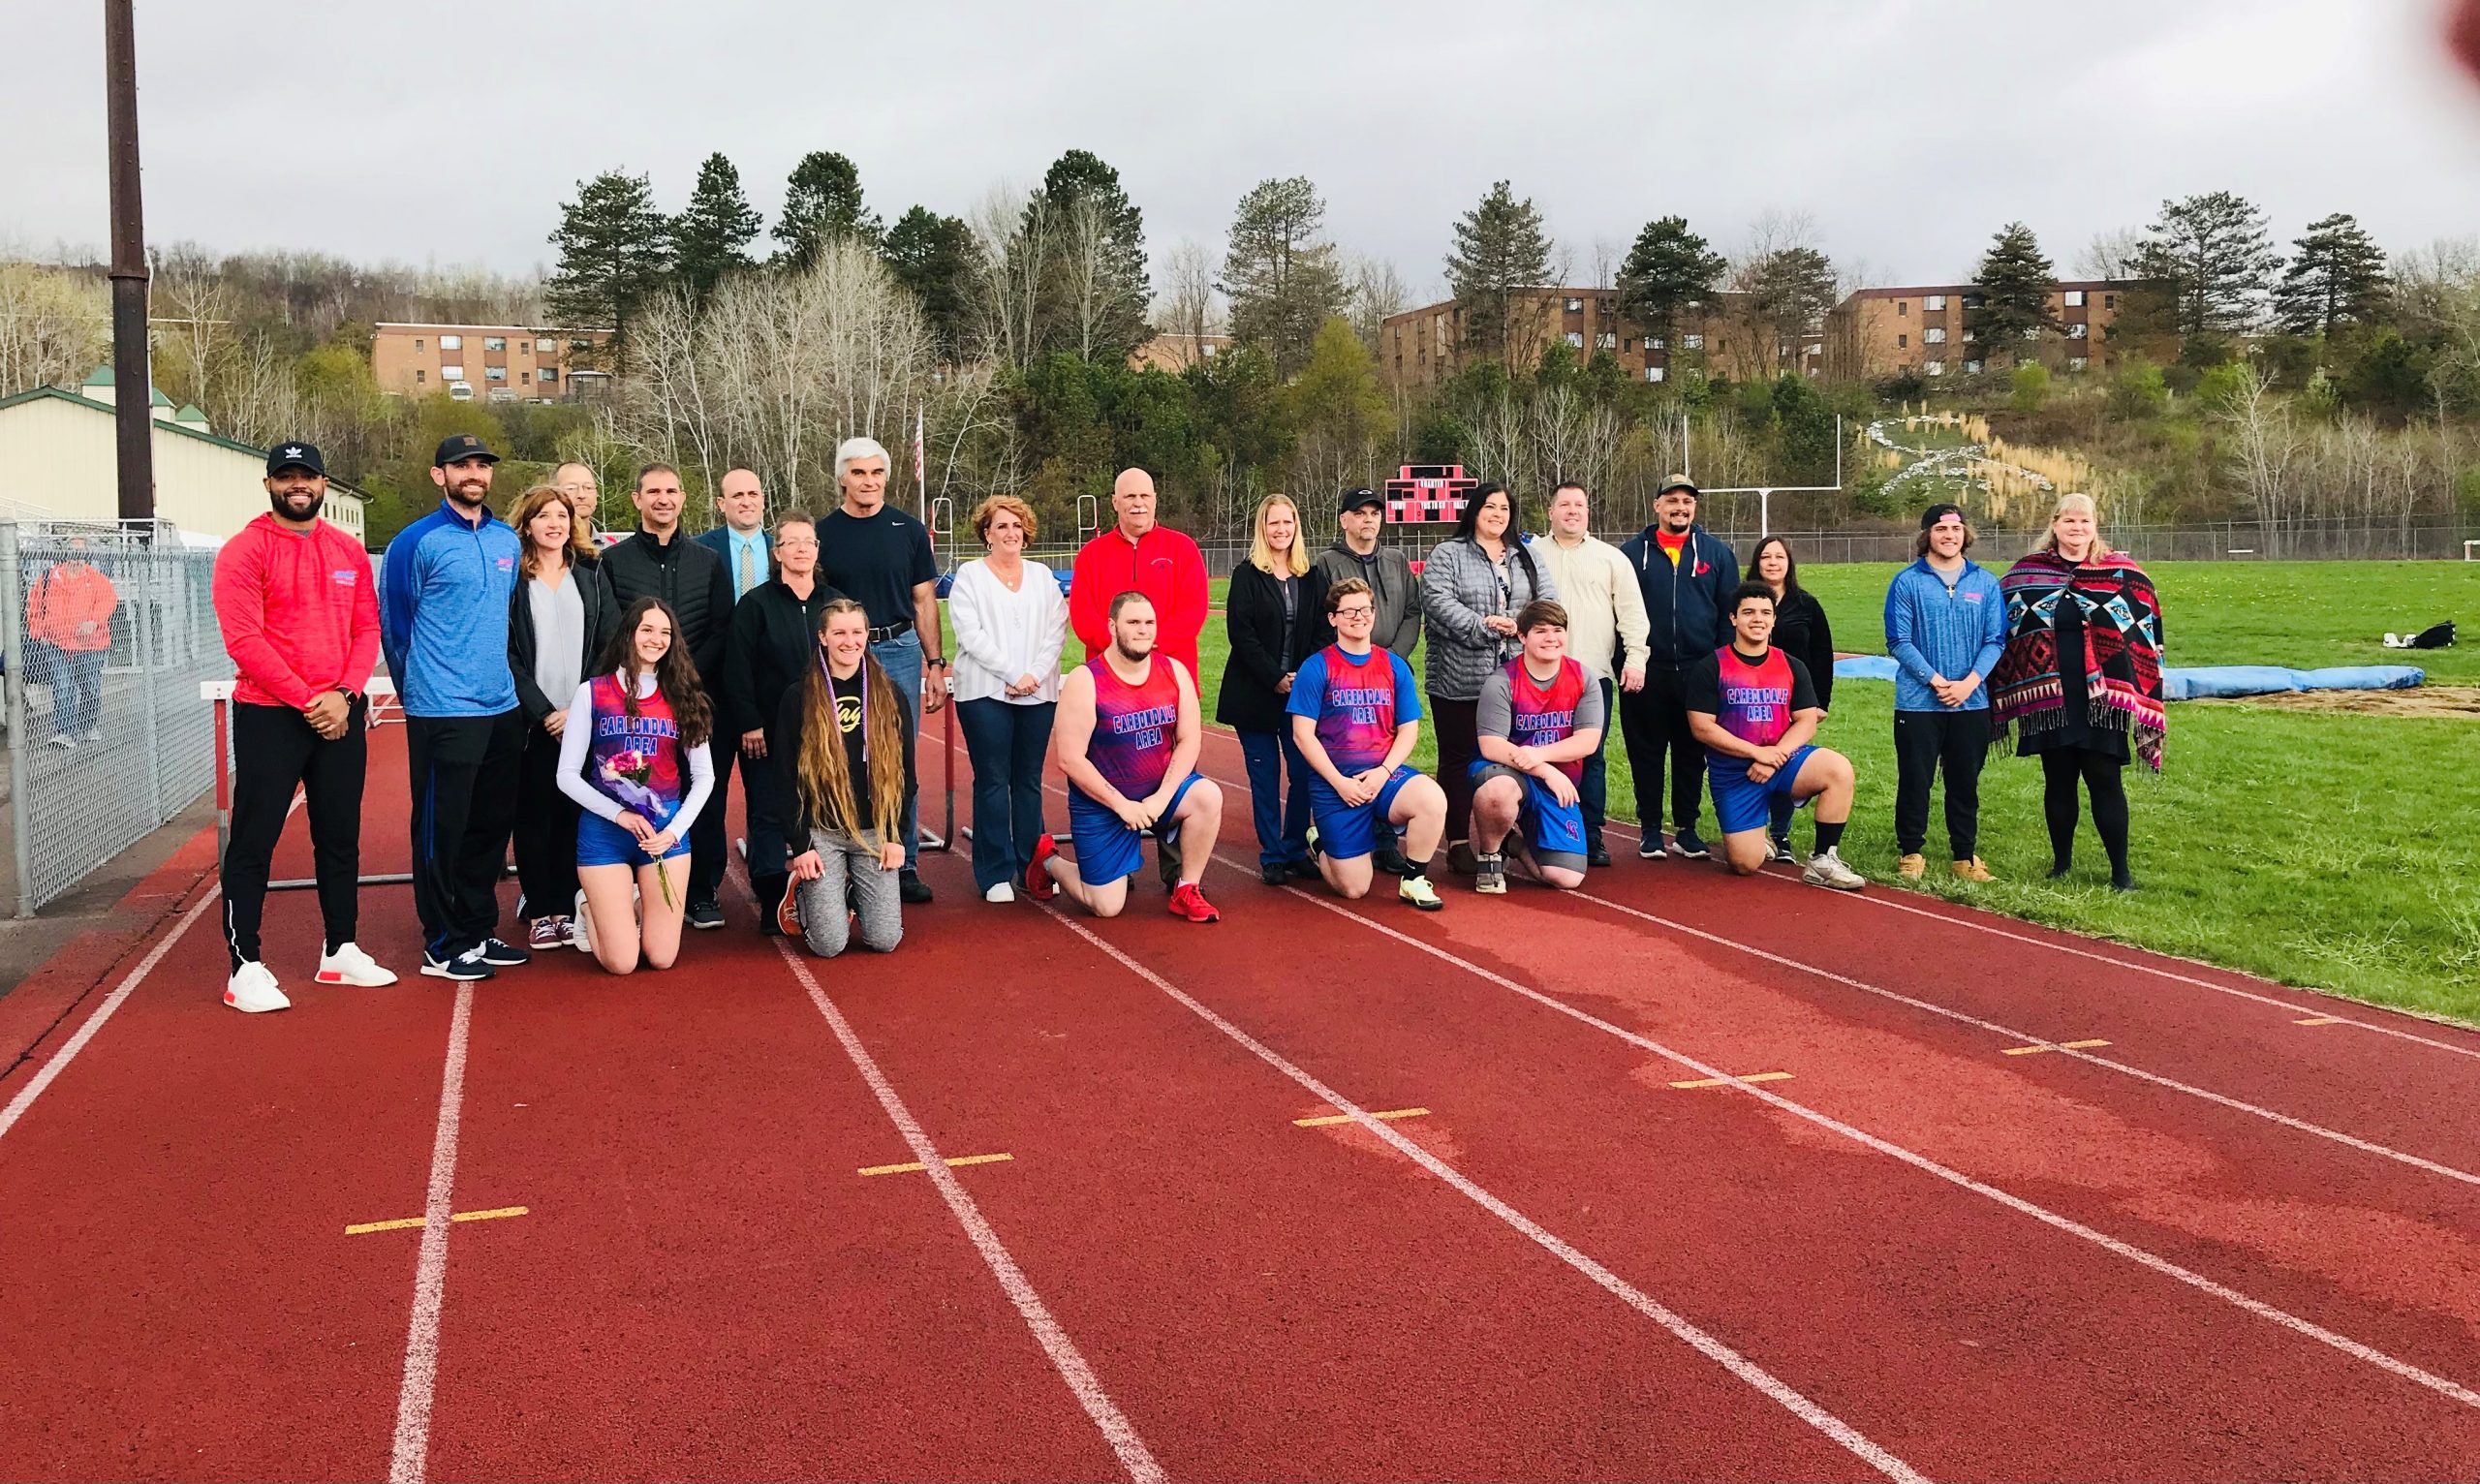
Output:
[210, 442, 394, 1013]
[1070, 468, 1208, 682]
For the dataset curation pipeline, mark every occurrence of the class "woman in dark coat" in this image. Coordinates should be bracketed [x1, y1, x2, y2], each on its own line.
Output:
[1750, 535, 1834, 860]
[507, 482, 618, 947]
[1216, 494, 1328, 884]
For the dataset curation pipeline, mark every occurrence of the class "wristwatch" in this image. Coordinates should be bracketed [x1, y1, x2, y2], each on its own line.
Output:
[925, 656, 949, 669]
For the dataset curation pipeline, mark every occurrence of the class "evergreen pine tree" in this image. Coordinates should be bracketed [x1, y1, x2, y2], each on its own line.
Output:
[775, 151, 882, 269]
[2133, 191, 2280, 336]
[1221, 176, 1348, 379]
[1615, 215, 1725, 357]
[1973, 222, 2061, 360]
[1445, 180, 1553, 366]
[669, 152, 761, 304]
[545, 170, 672, 364]
[2273, 211, 2391, 339]
[882, 205, 976, 361]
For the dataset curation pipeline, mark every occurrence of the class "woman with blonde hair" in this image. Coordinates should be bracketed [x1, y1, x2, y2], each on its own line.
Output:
[949, 494, 1069, 903]
[1217, 493, 1327, 883]
[1990, 492, 2166, 891]
[507, 483, 617, 948]
[760, 599, 914, 956]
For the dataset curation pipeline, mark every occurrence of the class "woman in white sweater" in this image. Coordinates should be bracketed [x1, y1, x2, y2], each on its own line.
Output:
[947, 495, 1070, 903]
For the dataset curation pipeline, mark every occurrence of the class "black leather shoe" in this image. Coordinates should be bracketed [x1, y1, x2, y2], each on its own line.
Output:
[1585, 841, 1612, 869]
[1261, 862, 1289, 886]
[899, 871, 934, 905]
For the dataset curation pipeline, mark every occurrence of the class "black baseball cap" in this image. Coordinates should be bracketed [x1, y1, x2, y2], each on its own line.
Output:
[1339, 486, 1383, 513]
[1920, 502, 1967, 529]
[433, 433, 500, 467]
[1657, 474, 1699, 497]
[265, 441, 326, 478]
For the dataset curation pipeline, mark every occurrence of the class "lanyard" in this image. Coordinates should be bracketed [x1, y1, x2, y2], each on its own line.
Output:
[818, 649, 867, 761]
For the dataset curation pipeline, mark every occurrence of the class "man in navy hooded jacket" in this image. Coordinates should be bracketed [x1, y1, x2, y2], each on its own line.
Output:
[1616, 476, 1740, 860]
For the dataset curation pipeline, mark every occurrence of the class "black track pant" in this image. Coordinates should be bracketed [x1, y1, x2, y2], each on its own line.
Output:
[1619, 664, 1707, 836]
[512, 719, 581, 920]
[1430, 696, 1481, 845]
[689, 739, 733, 909]
[1892, 708, 1993, 859]
[407, 709, 523, 961]
[2041, 746, 2130, 876]
[222, 699, 366, 973]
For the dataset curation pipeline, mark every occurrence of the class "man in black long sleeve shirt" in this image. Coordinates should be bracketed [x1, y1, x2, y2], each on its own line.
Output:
[598, 463, 736, 924]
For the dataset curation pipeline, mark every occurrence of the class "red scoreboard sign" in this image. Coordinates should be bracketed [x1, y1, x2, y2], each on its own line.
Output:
[1381, 464, 1478, 524]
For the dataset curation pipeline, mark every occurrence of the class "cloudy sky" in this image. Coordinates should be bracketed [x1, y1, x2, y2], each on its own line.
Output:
[7, 0, 2479, 298]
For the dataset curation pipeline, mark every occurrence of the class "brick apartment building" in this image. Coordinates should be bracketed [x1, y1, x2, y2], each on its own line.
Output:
[1828, 282, 2134, 380]
[369, 323, 616, 402]
[1380, 287, 1824, 389]
[1131, 331, 1235, 372]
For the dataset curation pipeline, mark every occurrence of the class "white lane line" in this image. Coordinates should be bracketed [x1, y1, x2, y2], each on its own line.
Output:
[0, 885, 222, 1145]
[1035, 903, 1925, 1483]
[765, 934, 1164, 1484]
[388, 980, 474, 1484]
[1566, 886, 2480, 1191]
[1268, 882, 2480, 1414]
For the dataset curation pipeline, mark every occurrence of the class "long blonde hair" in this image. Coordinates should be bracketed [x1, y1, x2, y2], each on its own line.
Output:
[1247, 494, 1310, 577]
[793, 599, 909, 842]
[512, 483, 595, 579]
[2038, 491, 2106, 558]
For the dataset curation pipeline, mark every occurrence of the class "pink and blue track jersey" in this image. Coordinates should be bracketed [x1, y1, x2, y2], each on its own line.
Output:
[1084, 653, 1182, 799]
[1712, 644, 1797, 750]
[587, 672, 685, 822]
[1504, 656, 1590, 783]
[1288, 642, 1421, 772]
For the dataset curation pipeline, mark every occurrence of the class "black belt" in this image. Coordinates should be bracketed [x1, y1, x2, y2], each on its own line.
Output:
[866, 618, 914, 643]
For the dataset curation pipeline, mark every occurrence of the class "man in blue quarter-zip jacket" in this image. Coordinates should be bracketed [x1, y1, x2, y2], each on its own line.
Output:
[1616, 476, 1740, 861]
[381, 433, 532, 983]
[1883, 503, 2008, 883]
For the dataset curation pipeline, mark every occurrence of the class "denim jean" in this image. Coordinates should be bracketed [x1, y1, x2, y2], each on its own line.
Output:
[1577, 675, 1613, 848]
[1236, 727, 1313, 868]
[957, 696, 1054, 891]
[871, 631, 923, 869]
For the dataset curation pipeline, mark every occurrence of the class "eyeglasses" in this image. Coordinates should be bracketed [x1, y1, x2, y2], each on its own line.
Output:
[1334, 605, 1375, 618]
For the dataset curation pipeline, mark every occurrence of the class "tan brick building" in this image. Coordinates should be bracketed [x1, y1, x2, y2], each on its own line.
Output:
[1380, 288, 1822, 388]
[1130, 332, 1234, 373]
[1828, 282, 2135, 380]
[369, 323, 614, 403]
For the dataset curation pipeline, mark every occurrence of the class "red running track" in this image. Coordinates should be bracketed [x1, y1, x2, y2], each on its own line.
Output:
[0, 715, 2474, 1479]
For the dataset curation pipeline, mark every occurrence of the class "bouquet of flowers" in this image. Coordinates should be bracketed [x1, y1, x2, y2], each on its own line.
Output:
[599, 748, 677, 906]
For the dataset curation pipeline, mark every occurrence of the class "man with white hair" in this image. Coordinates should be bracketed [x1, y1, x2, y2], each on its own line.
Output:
[816, 436, 945, 904]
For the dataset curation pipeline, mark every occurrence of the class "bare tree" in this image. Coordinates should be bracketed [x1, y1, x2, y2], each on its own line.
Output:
[2076, 227, 2145, 282]
[1156, 239, 1223, 353]
[1345, 254, 1407, 356]
[964, 185, 1049, 369]
[2218, 365, 2303, 551]
[0, 263, 108, 394]
[1055, 197, 1117, 361]
[152, 250, 233, 408]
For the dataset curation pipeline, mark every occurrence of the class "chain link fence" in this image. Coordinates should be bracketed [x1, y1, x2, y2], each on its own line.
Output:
[1, 521, 228, 915]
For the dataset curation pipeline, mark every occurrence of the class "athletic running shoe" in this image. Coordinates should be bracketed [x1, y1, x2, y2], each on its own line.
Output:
[984, 881, 1017, 904]
[46, 734, 74, 750]
[1399, 873, 1444, 912]
[1586, 841, 1612, 868]
[1024, 834, 1058, 902]
[1472, 851, 1506, 894]
[1897, 853, 1927, 881]
[1803, 849, 1866, 892]
[1950, 856, 1997, 883]
[1638, 831, 1667, 860]
[1166, 881, 1220, 923]
[1260, 862, 1289, 886]
[687, 900, 726, 930]
[526, 916, 569, 950]
[1285, 857, 1321, 880]
[78, 727, 101, 744]
[776, 877, 804, 937]
[1768, 836, 1798, 865]
[420, 949, 495, 981]
[1305, 824, 1323, 860]
[224, 961, 290, 1013]
[316, 942, 398, 986]
[1667, 829, 1709, 860]
[899, 871, 934, 905]
[476, 937, 531, 966]
[1372, 841, 1410, 877]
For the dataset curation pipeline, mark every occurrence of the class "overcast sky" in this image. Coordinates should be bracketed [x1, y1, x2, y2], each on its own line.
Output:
[7, 0, 2479, 300]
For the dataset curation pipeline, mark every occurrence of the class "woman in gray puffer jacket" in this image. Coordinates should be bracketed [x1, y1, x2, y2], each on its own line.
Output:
[1421, 481, 1557, 859]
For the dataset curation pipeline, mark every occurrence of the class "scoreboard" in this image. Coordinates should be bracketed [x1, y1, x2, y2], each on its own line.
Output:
[1381, 464, 1479, 524]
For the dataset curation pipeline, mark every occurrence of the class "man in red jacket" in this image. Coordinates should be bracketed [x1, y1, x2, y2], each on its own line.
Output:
[1070, 468, 1208, 682]
[210, 442, 395, 1013]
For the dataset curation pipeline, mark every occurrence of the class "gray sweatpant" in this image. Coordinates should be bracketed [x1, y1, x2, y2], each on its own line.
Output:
[795, 827, 904, 958]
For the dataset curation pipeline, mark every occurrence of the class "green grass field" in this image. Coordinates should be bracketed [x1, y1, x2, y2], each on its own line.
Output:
[950, 560, 2480, 1021]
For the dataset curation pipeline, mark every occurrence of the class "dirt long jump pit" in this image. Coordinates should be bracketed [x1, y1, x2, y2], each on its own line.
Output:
[2198, 685, 2480, 719]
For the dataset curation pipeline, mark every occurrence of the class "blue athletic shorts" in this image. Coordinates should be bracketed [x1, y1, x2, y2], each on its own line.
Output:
[1068, 772, 1204, 883]
[1708, 745, 1818, 836]
[1308, 764, 1421, 860]
[578, 809, 690, 868]
[1469, 761, 1589, 871]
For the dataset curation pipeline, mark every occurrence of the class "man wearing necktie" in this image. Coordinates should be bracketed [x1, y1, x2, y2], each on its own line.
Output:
[694, 466, 771, 926]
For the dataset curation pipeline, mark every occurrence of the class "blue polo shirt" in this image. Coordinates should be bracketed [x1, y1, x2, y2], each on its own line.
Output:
[380, 499, 522, 717]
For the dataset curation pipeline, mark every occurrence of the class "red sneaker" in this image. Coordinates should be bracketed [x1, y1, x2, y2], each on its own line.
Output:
[1166, 881, 1220, 923]
[1024, 833, 1058, 902]
[776, 876, 803, 938]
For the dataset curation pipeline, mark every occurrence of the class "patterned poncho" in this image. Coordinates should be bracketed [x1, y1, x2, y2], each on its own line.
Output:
[1989, 549, 2167, 772]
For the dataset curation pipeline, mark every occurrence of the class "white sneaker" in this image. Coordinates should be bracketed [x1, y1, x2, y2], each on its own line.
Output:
[224, 961, 290, 1013]
[316, 942, 398, 986]
[983, 881, 1016, 904]
[573, 888, 596, 954]
[1803, 848, 1867, 892]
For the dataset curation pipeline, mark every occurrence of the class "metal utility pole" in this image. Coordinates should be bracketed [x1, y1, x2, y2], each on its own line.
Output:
[105, 0, 154, 525]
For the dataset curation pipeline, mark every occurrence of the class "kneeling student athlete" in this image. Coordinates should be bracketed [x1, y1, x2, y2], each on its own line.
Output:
[1287, 578, 1449, 910]
[764, 598, 914, 957]
[1029, 591, 1224, 922]
[1470, 601, 1601, 893]
[1687, 583, 1866, 890]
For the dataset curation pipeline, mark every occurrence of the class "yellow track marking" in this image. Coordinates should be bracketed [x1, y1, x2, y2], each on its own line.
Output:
[858, 1153, 1015, 1177]
[1293, 1107, 1431, 1128]
[2002, 1038, 2113, 1056]
[345, 1205, 529, 1236]
[1668, 1071, 1792, 1090]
